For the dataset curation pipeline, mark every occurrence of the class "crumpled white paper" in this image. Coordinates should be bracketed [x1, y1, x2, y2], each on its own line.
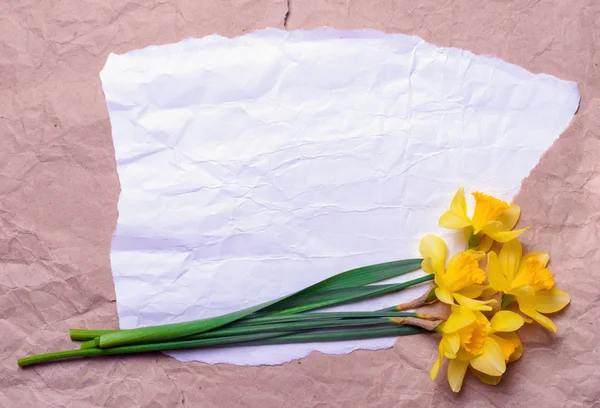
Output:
[101, 28, 579, 365]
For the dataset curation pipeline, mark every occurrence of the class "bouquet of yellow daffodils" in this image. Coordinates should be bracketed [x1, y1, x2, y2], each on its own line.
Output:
[18, 188, 570, 393]
[424, 187, 570, 391]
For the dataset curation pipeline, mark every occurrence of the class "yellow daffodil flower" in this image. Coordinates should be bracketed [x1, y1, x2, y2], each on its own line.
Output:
[439, 187, 528, 251]
[419, 235, 496, 310]
[469, 331, 523, 386]
[487, 239, 570, 332]
[430, 306, 524, 392]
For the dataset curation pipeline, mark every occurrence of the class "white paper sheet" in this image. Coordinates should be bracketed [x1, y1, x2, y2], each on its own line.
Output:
[100, 28, 579, 365]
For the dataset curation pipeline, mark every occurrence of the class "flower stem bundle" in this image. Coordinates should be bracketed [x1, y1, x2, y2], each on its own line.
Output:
[19, 259, 436, 367]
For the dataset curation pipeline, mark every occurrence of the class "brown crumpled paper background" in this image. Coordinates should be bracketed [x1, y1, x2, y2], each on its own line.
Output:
[1, 1, 599, 407]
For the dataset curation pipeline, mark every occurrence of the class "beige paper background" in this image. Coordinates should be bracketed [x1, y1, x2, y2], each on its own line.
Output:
[1, 1, 599, 407]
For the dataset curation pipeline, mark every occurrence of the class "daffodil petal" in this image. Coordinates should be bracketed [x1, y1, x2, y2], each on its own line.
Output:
[430, 341, 445, 380]
[443, 306, 477, 334]
[470, 367, 503, 385]
[439, 211, 472, 229]
[519, 307, 558, 332]
[481, 220, 503, 236]
[419, 234, 447, 275]
[490, 311, 525, 332]
[443, 333, 460, 357]
[480, 285, 499, 298]
[534, 287, 570, 313]
[435, 287, 455, 305]
[469, 338, 506, 377]
[447, 359, 469, 392]
[457, 284, 487, 298]
[453, 293, 496, 311]
[421, 258, 435, 275]
[513, 285, 536, 308]
[499, 239, 522, 283]
[484, 224, 529, 243]
[472, 309, 490, 322]
[475, 235, 494, 252]
[487, 251, 509, 292]
[439, 187, 471, 229]
[497, 204, 521, 230]
[450, 187, 468, 217]
[521, 315, 533, 324]
[491, 332, 523, 363]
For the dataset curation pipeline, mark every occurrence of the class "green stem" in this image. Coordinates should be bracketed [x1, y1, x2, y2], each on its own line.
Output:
[79, 339, 98, 349]
[20, 326, 425, 368]
[501, 294, 516, 309]
[20, 332, 287, 367]
[252, 325, 426, 345]
[96, 259, 424, 348]
[79, 317, 395, 349]
[71, 311, 424, 341]
[70, 329, 114, 341]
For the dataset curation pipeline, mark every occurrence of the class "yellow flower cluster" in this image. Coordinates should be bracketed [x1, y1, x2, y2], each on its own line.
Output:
[422, 188, 570, 392]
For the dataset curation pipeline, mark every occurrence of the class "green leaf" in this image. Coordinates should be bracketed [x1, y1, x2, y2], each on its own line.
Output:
[297, 259, 423, 293]
[268, 275, 433, 315]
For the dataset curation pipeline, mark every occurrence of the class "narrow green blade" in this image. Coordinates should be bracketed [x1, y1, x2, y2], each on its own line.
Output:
[297, 259, 423, 293]
[259, 285, 399, 313]
[270, 275, 433, 315]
